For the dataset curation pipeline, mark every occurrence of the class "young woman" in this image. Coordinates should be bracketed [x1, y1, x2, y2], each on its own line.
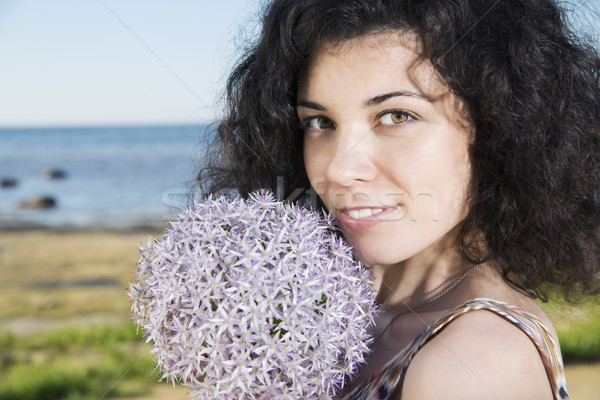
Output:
[199, 0, 600, 398]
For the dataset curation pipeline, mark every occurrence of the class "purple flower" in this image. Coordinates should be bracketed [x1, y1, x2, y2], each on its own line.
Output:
[128, 191, 376, 399]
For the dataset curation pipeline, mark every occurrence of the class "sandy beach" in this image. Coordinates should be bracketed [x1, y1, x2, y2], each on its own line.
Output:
[0, 228, 157, 323]
[1, 228, 598, 399]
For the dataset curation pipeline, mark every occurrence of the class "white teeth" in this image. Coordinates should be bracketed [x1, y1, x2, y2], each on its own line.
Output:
[346, 208, 383, 220]
[357, 209, 372, 219]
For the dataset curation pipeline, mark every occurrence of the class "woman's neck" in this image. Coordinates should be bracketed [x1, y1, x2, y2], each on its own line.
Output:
[370, 242, 468, 308]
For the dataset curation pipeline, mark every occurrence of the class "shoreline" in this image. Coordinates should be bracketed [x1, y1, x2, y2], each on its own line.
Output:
[0, 219, 168, 234]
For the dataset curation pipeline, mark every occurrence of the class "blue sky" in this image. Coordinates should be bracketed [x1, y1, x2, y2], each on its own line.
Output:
[0, 0, 262, 127]
[1, 0, 598, 127]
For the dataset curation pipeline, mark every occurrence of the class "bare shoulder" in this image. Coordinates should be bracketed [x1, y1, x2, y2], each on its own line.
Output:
[398, 308, 554, 399]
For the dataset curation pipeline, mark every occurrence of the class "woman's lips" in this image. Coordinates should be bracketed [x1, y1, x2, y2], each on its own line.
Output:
[336, 207, 398, 230]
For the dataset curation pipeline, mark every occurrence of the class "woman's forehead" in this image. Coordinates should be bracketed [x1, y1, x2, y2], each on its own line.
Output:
[300, 33, 447, 101]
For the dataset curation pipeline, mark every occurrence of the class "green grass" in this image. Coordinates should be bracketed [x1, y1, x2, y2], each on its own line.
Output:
[539, 295, 600, 363]
[0, 322, 161, 400]
[554, 305, 600, 363]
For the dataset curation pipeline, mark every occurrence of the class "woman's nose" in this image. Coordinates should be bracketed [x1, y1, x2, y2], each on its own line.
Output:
[325, 123, 377, 187]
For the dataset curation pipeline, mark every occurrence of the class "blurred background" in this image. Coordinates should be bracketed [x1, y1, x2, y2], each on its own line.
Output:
[0, 1, 599, 399]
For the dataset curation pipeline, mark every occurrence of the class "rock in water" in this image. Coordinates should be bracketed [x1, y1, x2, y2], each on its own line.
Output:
[42, 168, 67, 180]
[18, 196, 57, 209]
[0, 177, 17, 188]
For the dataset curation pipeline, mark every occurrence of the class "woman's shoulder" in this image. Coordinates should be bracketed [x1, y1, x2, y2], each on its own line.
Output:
[398, 298, 559, 399]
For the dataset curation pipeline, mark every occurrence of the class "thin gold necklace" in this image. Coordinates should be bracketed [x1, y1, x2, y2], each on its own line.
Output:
[371, 262, 483, 345]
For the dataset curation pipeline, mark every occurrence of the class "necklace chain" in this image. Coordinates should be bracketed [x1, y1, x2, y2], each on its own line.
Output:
[371, 262, 483, 345]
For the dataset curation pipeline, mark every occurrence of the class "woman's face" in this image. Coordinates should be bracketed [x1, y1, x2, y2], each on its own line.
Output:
[298, 33, 472, 266]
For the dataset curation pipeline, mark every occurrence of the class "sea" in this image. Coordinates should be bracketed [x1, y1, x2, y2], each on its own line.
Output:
[0, 124, 209, 229]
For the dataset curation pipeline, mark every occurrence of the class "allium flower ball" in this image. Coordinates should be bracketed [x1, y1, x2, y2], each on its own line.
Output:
[128, 191, 377, 399]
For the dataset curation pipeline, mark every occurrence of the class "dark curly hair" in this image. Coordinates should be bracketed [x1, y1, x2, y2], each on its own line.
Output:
[198, 0, 600, 300]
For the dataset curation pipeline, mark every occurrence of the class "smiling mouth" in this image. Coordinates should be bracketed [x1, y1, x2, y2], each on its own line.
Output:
[336, 206, 399, 230]
[343, 208, 384, 220]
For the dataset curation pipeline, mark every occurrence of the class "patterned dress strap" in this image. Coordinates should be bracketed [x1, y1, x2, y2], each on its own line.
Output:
[341, 298, 569, 400]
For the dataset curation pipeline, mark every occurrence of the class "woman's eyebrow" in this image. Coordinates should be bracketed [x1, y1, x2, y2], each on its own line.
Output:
[296, 100, 326, 111]
[297, 90, 429, 111]
[365, 90, 430, 106]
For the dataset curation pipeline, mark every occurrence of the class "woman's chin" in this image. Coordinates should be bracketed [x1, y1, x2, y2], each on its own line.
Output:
[351, 248, 402, 267]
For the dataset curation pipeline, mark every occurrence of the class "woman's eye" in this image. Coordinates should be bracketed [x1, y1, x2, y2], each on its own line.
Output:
[305, 116, 334, 130]
[379, 111, 410, 125]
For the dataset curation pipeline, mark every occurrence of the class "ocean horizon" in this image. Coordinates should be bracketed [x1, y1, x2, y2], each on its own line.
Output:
[0, 124, 209, 229]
